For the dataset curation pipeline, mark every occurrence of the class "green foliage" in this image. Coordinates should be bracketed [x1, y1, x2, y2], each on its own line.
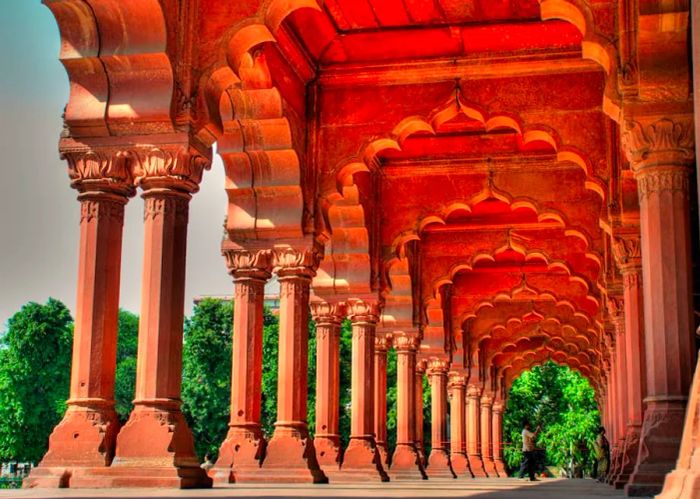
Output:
[114, 310, 138, 421]
[502, 361, 600, 475]
[385, 348, 397, 453]
[338, 320, 353, 448]
[181, 299, 233, 459]
[0, 299, 73, 462]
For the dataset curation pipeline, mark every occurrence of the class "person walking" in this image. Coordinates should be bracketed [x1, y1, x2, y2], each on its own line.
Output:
[518, 421, 541, 481]
[593, 426, 610, 482]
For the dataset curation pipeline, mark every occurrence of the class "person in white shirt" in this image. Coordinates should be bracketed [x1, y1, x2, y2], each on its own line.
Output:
[517, 422, 541, 481]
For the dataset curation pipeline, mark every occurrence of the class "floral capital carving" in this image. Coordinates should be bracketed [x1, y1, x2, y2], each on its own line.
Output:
[448, 373, 466, 389]
[427, 358, 449, 375]
[393, 333, 420, 352]
[467, 384, 482, 398]
[130, 143, 212, 193]
[612, 233, 642, 270]
[481, 394, 493, 406]
[63, 147, 135, 197]
[310, 301, 346, 324]
[223, 249, 273, 280]
[272, 245, 323, 279]
[621, 117, 694, 170]
[375, 333, 390, 352]
[346, 298, 381, 324]
[492, 400, 504, 413]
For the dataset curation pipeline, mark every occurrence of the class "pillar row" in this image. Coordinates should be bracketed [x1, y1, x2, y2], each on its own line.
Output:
[212, 249, 272, 484]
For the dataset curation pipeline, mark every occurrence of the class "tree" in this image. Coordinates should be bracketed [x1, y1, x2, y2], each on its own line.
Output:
[181, 299, 234, 459]
[260, 307, 279, 437]
[502, 361, 600, 475]
[114, 310, 138, 421]
[0, 299, 72, 462]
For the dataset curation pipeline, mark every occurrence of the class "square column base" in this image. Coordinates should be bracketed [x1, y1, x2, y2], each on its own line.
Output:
[468, 455, 489, 477]
[390, 444, 427, 480]
[449, 453, 474, 478]
[258, 428, 327, 484]
[427, 449, 457, 478]
[26, 465, 212, 489]
[339, 437, 389, 481]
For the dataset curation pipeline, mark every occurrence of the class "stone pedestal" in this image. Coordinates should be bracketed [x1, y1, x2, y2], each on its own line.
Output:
[212, 250, 271, 484]
[448, 375, 473, 478]
[259, 247, 327, 483]
[467, 385, 488, 477]
[310, 302, 345, 471]
[622, 116, 695, 497]
[26, 155, 132, 488]
[427, 360, 455, 478]
[390, 334, 426, 480]
[339, 300, 388, 481]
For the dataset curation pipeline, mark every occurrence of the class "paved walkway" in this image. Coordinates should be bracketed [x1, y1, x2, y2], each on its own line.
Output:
[3, 478, 634, 499]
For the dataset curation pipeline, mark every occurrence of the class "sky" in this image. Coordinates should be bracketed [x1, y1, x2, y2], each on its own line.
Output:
[0, 1, 236, 328]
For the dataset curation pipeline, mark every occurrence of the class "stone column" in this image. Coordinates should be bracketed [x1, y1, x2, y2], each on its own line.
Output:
[28, 147, 133, 488]
[448, 374, 472, 477]
[390, 334, 426, 479]
[608, 295, 629, 486]
[480, 395, 498, 476]
[607, 341, 621, 482]
[415, 362, 427, 467]
[467, 385, 488, 477]
[374, 333, 390, 467]
[310, 301, 345, 470]
[212, 249, 271, 484]
[622, 115, 695, 497]
[341, 299, 388, 481]
[259, 246, 326, 483]
[492, 401, 507, 476]
[112, 144, 211, 488]
[612, 231, 646, 488]
[427, 360, 455, 478]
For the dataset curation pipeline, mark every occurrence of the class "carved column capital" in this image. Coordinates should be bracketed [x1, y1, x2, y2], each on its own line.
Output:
[621, 116, 694, 171]
[310, 300, 346, 326]
[223, 249, 273, 281]
[416, 359, 427, 374]
[467, 384, 482, 399]
[374, 332, 390, 352]
[61, 142, 135, 198]
[346, 298, 381, 324]
[448, 373, 466, 389]
[427, 359, 450, 375]
[612, 233, 642, 270]
[130, 142, 212, 194]
[480, 394, 493, 406]
[492, 401, 504, 414]
[272, 245, 323, 279]
[393, 333, 420, 352]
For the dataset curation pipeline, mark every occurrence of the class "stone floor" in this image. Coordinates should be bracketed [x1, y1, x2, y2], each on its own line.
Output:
[2, 478, 633, 499]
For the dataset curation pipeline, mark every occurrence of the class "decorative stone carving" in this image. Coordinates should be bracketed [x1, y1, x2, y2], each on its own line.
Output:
[222, 249, 273, 279]
[309, 300, 346, 325]
[393, 333, 420, 352]
[612, 235, 641, 268]
[427, 359, 449, 375]
[346, 298, 381, 324]
[130, 144, 211, 192]
[621, 117, 694, 170]
[272, 245, 323, 278]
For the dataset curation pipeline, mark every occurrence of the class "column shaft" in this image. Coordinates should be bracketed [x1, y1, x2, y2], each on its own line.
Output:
[623, 116, 695, 497]
[480, 396, 497, 476]
[467, 385, 487, 477]
[311, 302, 344, 470]
[390, 335, 426, 479]
[492, 402, 507, 476]
[448, 375, 472, 477]
[340, 300, 388, 481]
[212, 251, 271, 483]
[30, 184, 130, 487]
[260, 250, 326, 483]
[427, 361, 455, 478]
[415, 365, 426, 466]
[374, 334, 389, 467]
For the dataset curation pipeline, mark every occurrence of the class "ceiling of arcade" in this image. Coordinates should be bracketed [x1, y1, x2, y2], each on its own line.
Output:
[52, 0, 684, 392]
